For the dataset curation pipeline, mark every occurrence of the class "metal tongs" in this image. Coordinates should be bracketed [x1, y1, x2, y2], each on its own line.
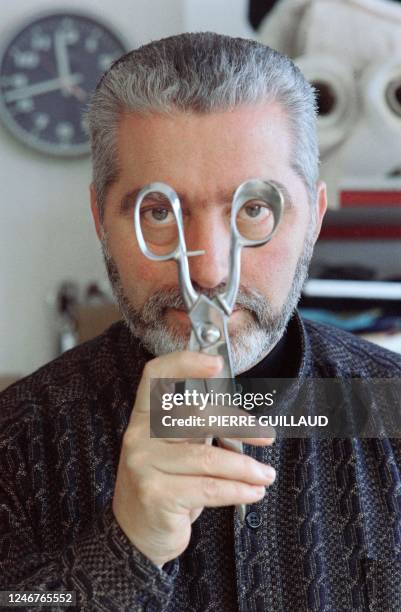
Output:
[134, 179, 283, 520]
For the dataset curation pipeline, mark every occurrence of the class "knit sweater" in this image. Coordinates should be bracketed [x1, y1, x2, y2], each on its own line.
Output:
[1, 315, 401, 611]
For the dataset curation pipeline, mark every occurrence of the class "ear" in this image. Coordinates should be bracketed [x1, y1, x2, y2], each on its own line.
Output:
[90, 183, 103, 241]
[312, 180, 328, 244]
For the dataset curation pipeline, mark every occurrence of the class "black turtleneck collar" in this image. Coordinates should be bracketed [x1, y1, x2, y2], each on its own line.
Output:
[238, 313, 303, 380]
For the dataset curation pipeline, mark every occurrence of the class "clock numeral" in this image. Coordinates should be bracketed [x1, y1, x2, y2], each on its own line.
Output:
[15, 98, 34, 113]
[65, 29, 79, 45]
[33, 112, 49, 131]
[85, 38, 98, 53]
[98, 54, 117, 72]
[0, 73, 28, 89]
[60, 18, 79, 45]
[13, 73, 28, 88]
[12, 50, 40, 69]
[81, 116, 89, 135]
[31, 28, 52, 52]
[86, 27, 102, 53]
[56, 121, 74, 142]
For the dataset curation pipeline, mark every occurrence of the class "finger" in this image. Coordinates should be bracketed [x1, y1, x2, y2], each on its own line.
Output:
[241, 437, 276, 445]
[159, 435, 275, 446]
[157, 473, 269, 513]
[131, 351, 223, 422]
[150, 441, 276, 485]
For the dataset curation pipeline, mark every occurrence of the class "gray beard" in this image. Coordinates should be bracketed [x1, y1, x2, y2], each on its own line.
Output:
[100, 229, 315, 374]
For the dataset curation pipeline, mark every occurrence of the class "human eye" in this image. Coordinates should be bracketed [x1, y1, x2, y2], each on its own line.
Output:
[238, 201, 273, 223]
[241, 202, 272, 219]
[138, 195, 178, 248]
[141, 204, 175, 226]
[236, 200, 274, 240]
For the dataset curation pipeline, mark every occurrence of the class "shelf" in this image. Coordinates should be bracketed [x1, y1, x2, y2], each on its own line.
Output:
[319, 208, 401, 240]
[303, 279, 401, 300]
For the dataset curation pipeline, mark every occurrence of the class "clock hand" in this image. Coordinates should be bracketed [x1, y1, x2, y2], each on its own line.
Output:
[4, 74, 83, 102]
[54, 31, 71, 82]
[66, 84, 88, 103]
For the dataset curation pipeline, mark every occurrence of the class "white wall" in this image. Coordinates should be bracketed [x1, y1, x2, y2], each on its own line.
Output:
[184, 0, 254, 37]
[0, 0, 252, 376]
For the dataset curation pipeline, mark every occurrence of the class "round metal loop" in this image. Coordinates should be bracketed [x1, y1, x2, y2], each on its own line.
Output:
[133, 182, 184, 261]
[231, 179, 284, 247]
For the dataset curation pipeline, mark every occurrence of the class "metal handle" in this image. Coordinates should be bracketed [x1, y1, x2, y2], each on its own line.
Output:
[133, 182, 203, 309]
[221, 179, 284, 313]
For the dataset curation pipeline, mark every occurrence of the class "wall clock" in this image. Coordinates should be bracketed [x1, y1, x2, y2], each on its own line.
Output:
[0, 12, 128, 157]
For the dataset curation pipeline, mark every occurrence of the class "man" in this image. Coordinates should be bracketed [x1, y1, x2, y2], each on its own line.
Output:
[1, 33, 401, 611]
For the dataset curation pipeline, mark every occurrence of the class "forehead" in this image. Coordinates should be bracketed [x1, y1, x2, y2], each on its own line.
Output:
[114, 104, 296, 193]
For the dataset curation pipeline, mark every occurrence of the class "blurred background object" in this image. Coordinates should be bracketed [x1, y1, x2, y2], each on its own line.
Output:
[53, 280, 120, 351]
[248, 0, 279, 28]
[256, 0, 401, 353]
[258, 0, 401, 210]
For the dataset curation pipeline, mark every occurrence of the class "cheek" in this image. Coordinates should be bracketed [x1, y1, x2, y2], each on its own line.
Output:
[106, 221, 156, 283]
[242, 248, 291, 285]
[133, 259, 159, 283]
[117, 246, 179, 292]
[107, 219, 182, 297]
[240, 229, 304, 297]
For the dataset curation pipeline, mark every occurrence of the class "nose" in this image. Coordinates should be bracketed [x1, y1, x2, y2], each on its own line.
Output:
[185, 212, 230, 290]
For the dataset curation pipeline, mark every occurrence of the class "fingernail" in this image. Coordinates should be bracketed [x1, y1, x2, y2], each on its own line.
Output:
[264, 465, 276, 483]
[260, 433, 276, 445]
[267, 429, 276, 443]
[253, 486, 266, 498]
[205, 355, 223, 370]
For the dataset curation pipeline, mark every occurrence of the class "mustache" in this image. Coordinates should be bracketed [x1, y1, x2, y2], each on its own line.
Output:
[101, 236, 275, 328]
[141, 283, 274, 327]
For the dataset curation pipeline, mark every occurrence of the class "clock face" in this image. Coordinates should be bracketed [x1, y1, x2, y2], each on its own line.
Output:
[0, 13, 127, 157]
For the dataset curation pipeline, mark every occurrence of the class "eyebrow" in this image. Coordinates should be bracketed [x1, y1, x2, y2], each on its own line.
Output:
[119, 180, 294, 213]
[274, 183, 295, 210]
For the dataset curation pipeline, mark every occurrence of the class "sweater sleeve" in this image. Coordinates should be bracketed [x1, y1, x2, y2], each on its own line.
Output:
[0, 393, 178, 612]
[0, 334, 179, 610]
[1, 497, 178, 611]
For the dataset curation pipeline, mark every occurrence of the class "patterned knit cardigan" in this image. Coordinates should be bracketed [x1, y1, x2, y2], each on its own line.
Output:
[1, 316, 401, 611]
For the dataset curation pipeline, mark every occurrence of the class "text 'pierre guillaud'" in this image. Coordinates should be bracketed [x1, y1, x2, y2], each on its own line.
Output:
[161, 414, 329, 428]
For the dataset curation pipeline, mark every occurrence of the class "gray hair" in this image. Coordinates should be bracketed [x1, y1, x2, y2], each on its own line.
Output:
[87, 32, 319, 220]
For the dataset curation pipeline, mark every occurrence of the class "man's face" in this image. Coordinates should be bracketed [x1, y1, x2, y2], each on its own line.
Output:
[91, 103, 326, 372]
